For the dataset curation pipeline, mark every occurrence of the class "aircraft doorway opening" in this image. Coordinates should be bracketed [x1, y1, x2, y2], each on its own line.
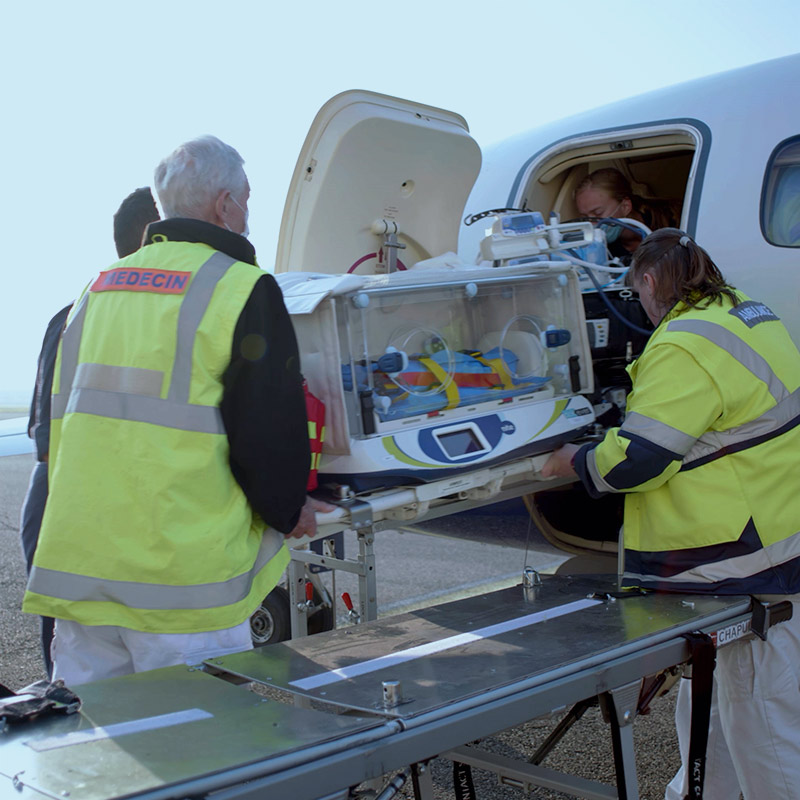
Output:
[518, 123, 704, 566]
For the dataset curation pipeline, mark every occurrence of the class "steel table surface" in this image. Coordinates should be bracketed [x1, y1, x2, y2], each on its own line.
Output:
[0, 576, 754, 800]
[0, 666, 385, 800]
[209, 575, 752, 718]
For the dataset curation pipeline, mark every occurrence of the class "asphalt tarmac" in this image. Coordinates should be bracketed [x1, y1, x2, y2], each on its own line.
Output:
[0, 413, 683, 799]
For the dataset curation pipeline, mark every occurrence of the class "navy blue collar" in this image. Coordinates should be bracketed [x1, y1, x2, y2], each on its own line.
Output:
[144, 218, 256, 266]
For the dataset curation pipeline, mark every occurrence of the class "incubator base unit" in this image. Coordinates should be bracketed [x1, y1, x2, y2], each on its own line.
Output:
[278, 262, 595, 492]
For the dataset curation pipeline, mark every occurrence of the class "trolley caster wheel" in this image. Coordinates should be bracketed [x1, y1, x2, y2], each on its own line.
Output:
[250, 586, 291, 646]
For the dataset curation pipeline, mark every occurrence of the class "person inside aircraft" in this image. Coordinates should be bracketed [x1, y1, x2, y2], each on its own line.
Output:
[542, 228, 800, 799]
[574, 168, 680, 262]
[18, 187, 161, 679]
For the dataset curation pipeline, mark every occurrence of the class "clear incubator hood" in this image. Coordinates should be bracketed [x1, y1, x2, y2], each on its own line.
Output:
[274, 91, 595, 494]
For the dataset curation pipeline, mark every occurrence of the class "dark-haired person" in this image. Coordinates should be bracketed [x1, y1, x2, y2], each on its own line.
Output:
[18, 189, 161, 678]
[543, 228, 800, 798]
[113, 186, 161, 257]
[575, 168, 680, 262]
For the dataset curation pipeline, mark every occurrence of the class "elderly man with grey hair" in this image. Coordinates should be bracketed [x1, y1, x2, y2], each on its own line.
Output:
[24, 135, 323, 685]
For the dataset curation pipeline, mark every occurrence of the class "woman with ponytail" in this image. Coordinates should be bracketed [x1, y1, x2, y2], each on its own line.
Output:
[544, 228, 800, 798]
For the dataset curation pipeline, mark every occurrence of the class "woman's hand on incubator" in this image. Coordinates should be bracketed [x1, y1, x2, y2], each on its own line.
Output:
[541, 444, 580, 479]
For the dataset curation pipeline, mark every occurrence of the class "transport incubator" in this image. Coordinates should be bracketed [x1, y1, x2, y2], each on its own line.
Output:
[275, 91, 597, 496]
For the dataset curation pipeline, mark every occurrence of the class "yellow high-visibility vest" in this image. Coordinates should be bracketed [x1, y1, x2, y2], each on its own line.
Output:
[24, 241, 289, 632]
[585, 293, 800, 594]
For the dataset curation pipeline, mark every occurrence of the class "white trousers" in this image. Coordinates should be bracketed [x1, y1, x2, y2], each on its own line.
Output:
[716, 603, 800, 799]
[664, 678, 741, 800]
[51, 618, 253, 686]
[666, 603, 800, 800]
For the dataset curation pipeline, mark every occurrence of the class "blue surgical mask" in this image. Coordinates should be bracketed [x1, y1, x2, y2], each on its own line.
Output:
[596, 200, 624, 243]
[599, 222, 622, 243]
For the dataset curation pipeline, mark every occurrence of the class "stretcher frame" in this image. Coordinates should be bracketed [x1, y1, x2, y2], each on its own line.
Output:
[1, 575, 782, 800]
[288, 467, 576, 637]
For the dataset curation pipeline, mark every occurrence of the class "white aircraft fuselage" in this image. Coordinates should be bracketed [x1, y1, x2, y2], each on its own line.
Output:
[460, 53, 800, 345]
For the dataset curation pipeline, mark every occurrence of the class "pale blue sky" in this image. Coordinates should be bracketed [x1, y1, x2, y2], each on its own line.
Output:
[2, 0, 799, 400]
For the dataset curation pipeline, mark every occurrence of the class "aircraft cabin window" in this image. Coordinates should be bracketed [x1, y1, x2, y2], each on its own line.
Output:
[761, 136, 800, 247]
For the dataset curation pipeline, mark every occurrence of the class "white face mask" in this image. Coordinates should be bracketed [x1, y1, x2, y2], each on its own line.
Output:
[226, 193, 250, 238]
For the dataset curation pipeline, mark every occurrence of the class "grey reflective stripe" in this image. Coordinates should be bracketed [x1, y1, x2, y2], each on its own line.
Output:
[65, 388, 225, 434]
[53, 251, 238, 433]
[52, 391, 68, 421]
[621, 411, 697, 456]
[74, 363, 163, 397]
[625, 529, 800, 587]
[684, 386, 800, 466]
[52, 293, 89, 421]
[585, 448, 621, 494]
[168, 251, 237, 404]
[667, 319, 789, 402]
[27, 530, 284, 610]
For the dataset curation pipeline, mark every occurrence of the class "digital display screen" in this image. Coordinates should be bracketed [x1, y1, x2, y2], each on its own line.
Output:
[436, 428, 486, 457]
[508, 215, 533, 231]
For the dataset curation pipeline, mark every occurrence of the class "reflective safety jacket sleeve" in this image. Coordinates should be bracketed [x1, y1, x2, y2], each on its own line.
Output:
[23, 238, 308, 633]
[574, 293, 800, 594]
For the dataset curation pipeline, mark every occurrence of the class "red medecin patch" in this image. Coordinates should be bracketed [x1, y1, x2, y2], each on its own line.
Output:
[90, 268, 191, 294]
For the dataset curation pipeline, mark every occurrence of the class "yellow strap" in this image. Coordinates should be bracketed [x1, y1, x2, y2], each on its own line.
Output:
[474, 355, 514, 390]
[308, 421, 317, 440]
[418, 357, 460, 409]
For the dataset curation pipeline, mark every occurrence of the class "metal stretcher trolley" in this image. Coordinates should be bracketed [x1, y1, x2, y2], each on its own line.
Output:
[1, 575, 789, 800]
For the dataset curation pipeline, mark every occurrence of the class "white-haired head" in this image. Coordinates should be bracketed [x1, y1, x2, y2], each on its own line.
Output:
[154, 135, 248, 222]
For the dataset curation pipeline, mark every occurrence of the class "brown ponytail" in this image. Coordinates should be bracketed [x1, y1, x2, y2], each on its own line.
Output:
[630, 228, 739, 309]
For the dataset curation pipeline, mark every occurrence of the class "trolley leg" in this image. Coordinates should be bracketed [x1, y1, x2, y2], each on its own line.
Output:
[288, 559, 308, 639]
[357, 528, 378, 623]
[529, 697, 597, 765]
[411, 761, 435, 800]
[604, 682, 641, 800]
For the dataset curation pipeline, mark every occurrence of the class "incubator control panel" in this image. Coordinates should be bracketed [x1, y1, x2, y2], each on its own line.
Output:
[431, 421, 492, 461]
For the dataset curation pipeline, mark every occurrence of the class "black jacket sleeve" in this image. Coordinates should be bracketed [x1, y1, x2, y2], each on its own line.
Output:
[573, 442, 606, 498]
[29, 305, 73, 461]
[220, 274, 310, 534]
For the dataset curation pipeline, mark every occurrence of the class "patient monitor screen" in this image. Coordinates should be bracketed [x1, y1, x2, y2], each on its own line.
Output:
[436, 428, 485, 458]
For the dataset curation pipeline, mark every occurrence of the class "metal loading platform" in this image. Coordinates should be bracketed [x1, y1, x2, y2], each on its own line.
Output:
[0, 575, 781, 800]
